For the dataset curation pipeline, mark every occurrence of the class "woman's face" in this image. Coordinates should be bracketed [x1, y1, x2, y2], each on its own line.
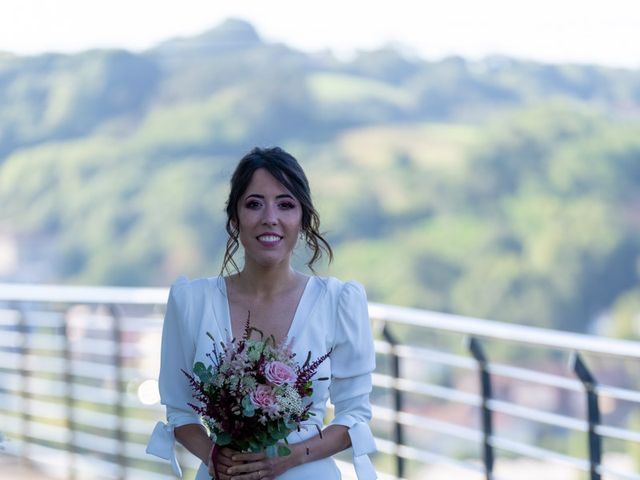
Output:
[236, 168, 303, 270]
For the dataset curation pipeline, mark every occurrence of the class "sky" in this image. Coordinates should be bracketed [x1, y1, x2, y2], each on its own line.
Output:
[0, 0, 639, 68]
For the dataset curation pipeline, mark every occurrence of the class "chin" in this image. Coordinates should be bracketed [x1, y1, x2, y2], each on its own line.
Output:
[245, 253, 289, 269]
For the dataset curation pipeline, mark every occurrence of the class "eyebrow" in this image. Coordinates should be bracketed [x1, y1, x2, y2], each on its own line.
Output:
[245, 193, 295, 200]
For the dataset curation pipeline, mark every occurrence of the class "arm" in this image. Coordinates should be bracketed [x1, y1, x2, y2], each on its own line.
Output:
[289, 424, 351, 465]
[147, 278, 208, 477]
[222, 424, 350, 479]
[175, 424, 251, 479]
[174, 423, 212, 464]
[326, 281, 377, 478]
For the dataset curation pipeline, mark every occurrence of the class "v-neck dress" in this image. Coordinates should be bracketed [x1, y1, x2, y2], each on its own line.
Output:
[146, 275, 377, 480]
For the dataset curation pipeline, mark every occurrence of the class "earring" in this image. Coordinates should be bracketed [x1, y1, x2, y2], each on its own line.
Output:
[299, 231, 305, 241]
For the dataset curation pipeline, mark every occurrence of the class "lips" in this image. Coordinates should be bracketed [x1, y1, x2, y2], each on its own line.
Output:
[257, 234, 283, 245]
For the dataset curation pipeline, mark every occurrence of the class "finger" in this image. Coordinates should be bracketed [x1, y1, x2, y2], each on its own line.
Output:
[231, 451, 267, 462]
[227, 461, 268, 476]
[209, 463, 229, 478]
[209, 466, 224, 479]
[218, 447, 238, 459]
[216, 453, 237, 465]
[234, 469, 268, 480]
[216, 448, 244, 467]
[220, 446, 239, 454]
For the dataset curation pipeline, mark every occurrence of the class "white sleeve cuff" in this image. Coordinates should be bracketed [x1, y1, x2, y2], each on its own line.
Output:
[331, 416, 377, 480]
[348, 422, 377, 479]
[146, 421, 183, 478]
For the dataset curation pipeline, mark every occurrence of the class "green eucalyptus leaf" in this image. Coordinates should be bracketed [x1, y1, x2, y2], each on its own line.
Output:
[241, 395, 256, 417]
[284, 419, 296, 430]
[249, 439, 262, 452]
[215, 432, 232, 446]
[265, 444, 277, 458]
[277, 445, 291, 457]
[193, 362, 206, 376]
[193, 361, 215, 383]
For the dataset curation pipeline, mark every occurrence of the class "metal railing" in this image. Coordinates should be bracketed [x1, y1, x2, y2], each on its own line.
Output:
[368, 303, 640, 480]
[1, 283, 639, 480]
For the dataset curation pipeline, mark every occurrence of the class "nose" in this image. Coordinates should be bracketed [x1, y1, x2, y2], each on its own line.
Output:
[261, 204, 278, 226]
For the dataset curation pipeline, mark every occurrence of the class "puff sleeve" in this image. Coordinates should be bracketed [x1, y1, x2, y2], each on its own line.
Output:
[329, 281, 377, 479]
[146, 277, 201, 477]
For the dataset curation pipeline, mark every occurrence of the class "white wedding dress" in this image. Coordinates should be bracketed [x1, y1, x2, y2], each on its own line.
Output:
[146, 275, 377, 479]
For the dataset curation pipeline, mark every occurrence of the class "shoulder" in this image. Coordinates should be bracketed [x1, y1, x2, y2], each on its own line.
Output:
[165, 275, 219, 335]
[318, 278, 372, 352]
[167, 275, 217, 311]
[314, 275, 365, 294]
[312, 276, 367, 309]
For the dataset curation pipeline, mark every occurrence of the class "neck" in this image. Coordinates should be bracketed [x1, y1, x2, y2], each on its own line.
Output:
[236, 260, 299, 297]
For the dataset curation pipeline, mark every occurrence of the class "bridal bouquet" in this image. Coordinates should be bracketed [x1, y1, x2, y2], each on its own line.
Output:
[183, 316, 331, 457]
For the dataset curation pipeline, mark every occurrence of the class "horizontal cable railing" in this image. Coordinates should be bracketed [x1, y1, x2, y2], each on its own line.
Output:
[368, 302, 640, 480]
[0, 283, 639, 480]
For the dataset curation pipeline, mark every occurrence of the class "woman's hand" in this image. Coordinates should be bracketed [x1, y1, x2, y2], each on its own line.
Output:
[208, 446, 244, 479]
[215, 448, 295, 480]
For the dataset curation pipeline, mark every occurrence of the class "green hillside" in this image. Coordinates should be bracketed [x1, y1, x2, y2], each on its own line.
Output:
[1, 19, 639, 337]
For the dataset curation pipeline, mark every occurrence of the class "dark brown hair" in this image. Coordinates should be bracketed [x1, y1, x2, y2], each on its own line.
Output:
[221, 146, 333, 274]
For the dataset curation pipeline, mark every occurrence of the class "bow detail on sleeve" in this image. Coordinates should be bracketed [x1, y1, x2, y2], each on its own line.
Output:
[347, 421, 377, 479]
[146, 421, 183, 477]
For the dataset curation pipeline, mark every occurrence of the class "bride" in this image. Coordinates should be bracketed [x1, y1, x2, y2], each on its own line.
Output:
[147, 147, 377, 479]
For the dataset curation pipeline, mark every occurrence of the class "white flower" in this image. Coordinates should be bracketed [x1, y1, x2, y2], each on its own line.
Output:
[276, 385, 303, 415]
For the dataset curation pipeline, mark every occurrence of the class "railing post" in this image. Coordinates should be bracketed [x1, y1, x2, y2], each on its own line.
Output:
[468, 337, 494, 480]
[109, 304, 127, 480]
[63, 308, 76, 480]
[17, 303, 31, 465]
[382, 324, 405, 479]
[571, 353, 601, 480]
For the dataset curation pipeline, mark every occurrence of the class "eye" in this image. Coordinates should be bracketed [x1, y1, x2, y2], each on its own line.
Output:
[245, 200, 262, 209]
[278, 201, 296, 210]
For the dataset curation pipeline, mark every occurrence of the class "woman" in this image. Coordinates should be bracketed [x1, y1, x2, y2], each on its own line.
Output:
[147, 147, 376, 479]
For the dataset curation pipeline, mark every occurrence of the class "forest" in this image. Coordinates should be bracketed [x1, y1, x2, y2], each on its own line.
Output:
[1, 18, 639, 338]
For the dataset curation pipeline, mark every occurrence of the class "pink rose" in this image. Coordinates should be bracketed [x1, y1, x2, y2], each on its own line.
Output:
[250, 385, 276, 408]
[264, 361, 297, 386]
